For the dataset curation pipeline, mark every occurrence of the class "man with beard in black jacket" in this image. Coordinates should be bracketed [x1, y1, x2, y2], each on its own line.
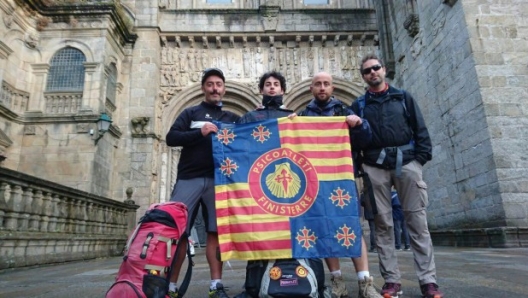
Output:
[351, 54, 443, 298]
[166, 68, 239, 298]
[299, 72, 382, 298]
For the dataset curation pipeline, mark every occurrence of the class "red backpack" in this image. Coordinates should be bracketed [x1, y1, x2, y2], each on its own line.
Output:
[106, 202, 193, 298]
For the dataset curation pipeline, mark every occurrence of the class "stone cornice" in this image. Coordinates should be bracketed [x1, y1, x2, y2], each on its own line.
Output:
[163, 8, 374, 14]
[19, 0, 138, 45]
[83, 62, 99, 73]
[0, 41, 14, 59]
[160, 32, 379, 48]
[30, 63, 50, 73]
[0, 104, 20, 122]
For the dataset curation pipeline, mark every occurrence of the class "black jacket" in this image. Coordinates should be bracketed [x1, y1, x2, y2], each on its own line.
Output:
[166, 101, 240, 179]
[238, 95, 293, 124]
[299, 96, 372, 150]
[350, 85, 432, 168]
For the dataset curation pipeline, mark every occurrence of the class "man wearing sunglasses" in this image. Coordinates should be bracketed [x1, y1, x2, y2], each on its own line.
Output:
[166, 68, 240, 298]
[351, 54, 443, 298]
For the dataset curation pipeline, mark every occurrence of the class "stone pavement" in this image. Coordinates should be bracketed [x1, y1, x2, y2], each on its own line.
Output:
[1, 246, 527, 298]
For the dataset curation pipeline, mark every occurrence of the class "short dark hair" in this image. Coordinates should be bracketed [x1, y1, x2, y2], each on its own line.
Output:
[360, 54, 384, 73]
[258, 71, 287, 93]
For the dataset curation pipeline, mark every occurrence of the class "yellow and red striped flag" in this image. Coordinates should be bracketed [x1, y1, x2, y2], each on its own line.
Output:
[213, 117, 361, 261]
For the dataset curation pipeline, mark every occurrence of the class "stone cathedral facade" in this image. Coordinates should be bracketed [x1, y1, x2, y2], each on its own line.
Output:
[0, 0, 527, 262]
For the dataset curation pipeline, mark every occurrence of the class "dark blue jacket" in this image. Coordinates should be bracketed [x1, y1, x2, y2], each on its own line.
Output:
[299, 96, 372, 150]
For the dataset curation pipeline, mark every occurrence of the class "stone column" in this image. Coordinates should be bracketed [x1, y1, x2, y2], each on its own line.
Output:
[0, 41, 14, 89]
[29, 63, 50, 113]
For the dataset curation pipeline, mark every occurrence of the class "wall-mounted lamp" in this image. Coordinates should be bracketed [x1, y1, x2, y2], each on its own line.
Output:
[94, 112, 112, 145]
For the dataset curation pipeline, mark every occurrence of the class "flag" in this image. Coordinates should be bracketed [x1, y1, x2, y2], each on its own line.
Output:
[213, 117, 362, 261]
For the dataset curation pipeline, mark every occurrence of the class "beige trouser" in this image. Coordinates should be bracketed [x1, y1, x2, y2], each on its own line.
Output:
[363, 160, 437, 285]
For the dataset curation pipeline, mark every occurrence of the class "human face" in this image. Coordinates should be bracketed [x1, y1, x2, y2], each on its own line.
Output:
[201, 75, 226, 105]
[310, 72, 334, 102]
[260, 76, 284, 96]
[361, 59, 386, 90]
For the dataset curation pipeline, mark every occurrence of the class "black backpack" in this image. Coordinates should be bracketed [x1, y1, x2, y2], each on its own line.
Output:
[239, 258, 327, 298]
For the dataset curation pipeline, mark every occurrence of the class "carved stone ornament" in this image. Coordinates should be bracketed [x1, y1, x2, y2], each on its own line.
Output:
[124, 187, 135, 204]
[76, 123, 90, 133]
[24, 125, 36, 135]
[24, 32, 39, 49]
[3, 14, 13, 28]
[443, 0, 458, 7]
[404, 14, 420, 38]
[260, 2, 280, 32]
[131, 117, 150, 134]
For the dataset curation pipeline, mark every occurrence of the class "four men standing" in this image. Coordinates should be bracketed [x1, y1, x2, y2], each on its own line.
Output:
[167, 54, 442, 298]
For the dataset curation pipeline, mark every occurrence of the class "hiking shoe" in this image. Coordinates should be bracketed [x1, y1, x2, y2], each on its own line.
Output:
[209, 282, 230, 298]
[381, 282, 402, 298]
[330, 275, 349, 298]
[168, 290, 179, 298]
[358, 276, 383, 298]
[420, 283, 443, 298]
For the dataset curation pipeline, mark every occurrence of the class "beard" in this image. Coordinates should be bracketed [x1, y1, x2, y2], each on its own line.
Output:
[366, 77, 383, 88]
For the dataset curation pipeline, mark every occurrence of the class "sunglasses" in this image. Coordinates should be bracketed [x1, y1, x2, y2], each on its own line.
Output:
[361, 64, 382, 75]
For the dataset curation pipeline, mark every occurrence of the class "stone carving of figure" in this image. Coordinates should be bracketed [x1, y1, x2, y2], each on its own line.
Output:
[293, 48, 300, 83]
[201, 49, 209, 69]
[194, 49, 200, 72]
[255, 48, 263, 78]
[187, 50, 195, 72]
[169, 65, 178, 86]
[179, 50, 187, 72]
[180, 72, 189, 86]
[173, 48, 179, 71]
[167, 47, 173, 64]
[329, 48, 337, 75]
[341, 46, 348, 70]
[161, 46, 168, 64]
[307, 48, 314, 77]
[243, 47, 251, 78]
[318, 48, 324, 72]
[269, 46, 276, 70]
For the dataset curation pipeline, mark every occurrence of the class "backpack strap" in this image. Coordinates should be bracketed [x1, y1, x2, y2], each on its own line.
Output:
[166, 231, 193, 297]
[332, 100, 349, 116]
[357, 91, 409, 119]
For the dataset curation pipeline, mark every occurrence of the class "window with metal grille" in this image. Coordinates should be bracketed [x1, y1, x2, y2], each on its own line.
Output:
[46, 47, 86, 92]
[106, 63, 117, 104]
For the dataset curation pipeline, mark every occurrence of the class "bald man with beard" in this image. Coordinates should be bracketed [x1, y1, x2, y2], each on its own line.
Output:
[299, 72, 382, 298]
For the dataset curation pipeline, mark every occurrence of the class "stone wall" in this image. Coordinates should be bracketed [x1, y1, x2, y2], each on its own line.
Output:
[374, 1, 528, 245]
[0, 167, 138, 269]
